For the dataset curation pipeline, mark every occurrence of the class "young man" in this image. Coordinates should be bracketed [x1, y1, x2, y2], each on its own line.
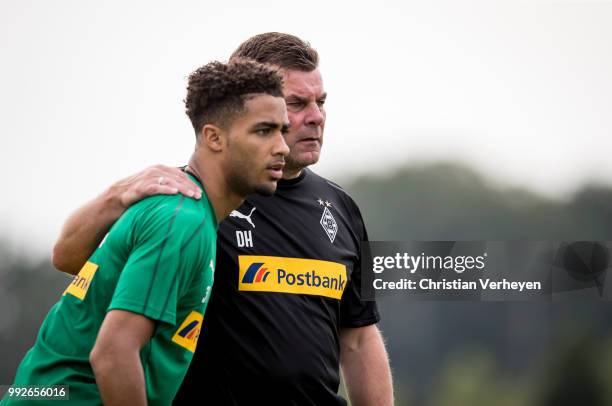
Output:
[3, 59, 289, 405]
[52, 33, 394, 405]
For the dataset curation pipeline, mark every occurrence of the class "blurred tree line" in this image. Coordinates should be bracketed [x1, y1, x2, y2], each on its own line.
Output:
[2, 163, 612, 405]
[344, 163, 612, 405]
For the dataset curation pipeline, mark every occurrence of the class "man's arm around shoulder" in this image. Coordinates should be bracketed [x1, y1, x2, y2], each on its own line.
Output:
[52, 165, 201, 275]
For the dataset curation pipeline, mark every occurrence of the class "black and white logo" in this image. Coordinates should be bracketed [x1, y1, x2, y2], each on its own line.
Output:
[230, 207, 256, 228]
[318, 198, 338, 243]
[231, 207, 256, 248]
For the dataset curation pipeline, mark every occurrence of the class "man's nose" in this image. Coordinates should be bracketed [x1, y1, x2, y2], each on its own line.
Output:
[274, 132, 290, 157]
[304, 103, 324, 127]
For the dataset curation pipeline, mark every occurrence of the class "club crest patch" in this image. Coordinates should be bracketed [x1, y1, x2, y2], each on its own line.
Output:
[320, 206, 338, 243]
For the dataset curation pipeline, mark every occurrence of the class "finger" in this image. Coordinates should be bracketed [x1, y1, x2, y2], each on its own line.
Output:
[161, 178, 201, 200]
[153, 185, 181, 196]
[136, 170, 195, 199]
[121, 183, 179, 207]
[164, 169, 202, 199]
[142, 165, 182, 183]
[143, 184, 180, 196]
[151, 167, 201, 199]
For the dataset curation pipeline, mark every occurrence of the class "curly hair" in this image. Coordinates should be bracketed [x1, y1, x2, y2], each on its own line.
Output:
[185, 58, 284, 135]
[230, 32, 319, 72]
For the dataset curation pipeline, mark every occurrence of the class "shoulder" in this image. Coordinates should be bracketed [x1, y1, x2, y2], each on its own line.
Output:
[127, 194, 210, 234]
[307, 169, 362, 212]
[306, 170, 369, 239]
[306, 169, 349, 196]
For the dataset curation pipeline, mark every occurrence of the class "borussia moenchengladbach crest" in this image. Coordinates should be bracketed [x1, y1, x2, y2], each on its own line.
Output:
[318, 199, 338, 243]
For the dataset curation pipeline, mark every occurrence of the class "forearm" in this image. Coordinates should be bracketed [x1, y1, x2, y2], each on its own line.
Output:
[52, 187, 125, 275]
[91, 348, 147, 406]
[340, 325, 394, 406]
[52, 165, 201, 275]
[91, 310, 154, 406]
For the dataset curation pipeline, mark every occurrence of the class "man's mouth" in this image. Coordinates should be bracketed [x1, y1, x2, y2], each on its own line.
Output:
[297, 137, 320, 144]
[266, 162, 285, 179]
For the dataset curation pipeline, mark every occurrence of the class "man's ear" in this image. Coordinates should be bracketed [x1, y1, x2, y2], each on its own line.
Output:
[198, 124, 225, 152]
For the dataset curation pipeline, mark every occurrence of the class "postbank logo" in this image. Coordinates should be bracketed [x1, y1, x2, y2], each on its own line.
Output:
[63, 261, 99, 300]
[172, 310, 204, 353]
[239, 256, 347, 300]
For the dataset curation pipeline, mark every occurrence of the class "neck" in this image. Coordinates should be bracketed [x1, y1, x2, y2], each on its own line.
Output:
[187, 155, 244, 223]
[281, 165, 303, 180]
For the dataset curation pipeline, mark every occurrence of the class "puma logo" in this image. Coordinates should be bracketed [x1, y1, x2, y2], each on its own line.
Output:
[229, 207, 256, 228]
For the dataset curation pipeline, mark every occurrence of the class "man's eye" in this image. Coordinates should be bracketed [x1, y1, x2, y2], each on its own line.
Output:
[256, 128, 271, 135]
[287, 102, 304, 109]
[317, 99, 326, 107]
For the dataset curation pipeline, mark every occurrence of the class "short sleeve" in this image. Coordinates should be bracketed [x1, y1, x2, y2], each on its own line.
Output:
[339, 201, 380, 328]
[108, 196, 206, 326]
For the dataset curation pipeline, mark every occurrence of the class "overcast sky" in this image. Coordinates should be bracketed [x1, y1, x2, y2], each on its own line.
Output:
[1, 0, 611, 253]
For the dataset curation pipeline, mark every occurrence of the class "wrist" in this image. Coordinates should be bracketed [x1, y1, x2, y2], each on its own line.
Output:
[102, 183, 129, 219]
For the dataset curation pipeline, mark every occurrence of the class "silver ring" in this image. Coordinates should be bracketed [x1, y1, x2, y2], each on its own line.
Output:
[157, 176, 165, 185]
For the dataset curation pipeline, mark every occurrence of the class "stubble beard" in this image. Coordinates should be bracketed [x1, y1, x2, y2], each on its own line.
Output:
[253, 183, 276, 197]
[227, 166, 276, 198]
[284, 149, 321, 177]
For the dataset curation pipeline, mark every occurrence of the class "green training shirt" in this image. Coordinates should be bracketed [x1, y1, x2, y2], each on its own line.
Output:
[2, 175, 216, 405]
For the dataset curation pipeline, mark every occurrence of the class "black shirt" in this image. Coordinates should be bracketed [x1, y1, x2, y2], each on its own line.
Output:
[174, 169, 379, 405]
